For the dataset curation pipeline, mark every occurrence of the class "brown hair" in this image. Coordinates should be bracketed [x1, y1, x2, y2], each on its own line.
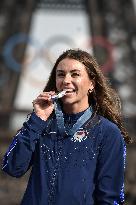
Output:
[44, 49, 131, 144]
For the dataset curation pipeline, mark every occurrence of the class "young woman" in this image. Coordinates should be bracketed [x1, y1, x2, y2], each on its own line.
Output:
[2, 49, 131, 205]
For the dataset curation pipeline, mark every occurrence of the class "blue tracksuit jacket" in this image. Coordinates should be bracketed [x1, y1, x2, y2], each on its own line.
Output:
[2, 111, 126, 205]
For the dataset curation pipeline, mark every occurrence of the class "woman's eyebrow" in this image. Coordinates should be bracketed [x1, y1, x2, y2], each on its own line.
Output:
[56, 69, 81, 73]
[56, 69, 64, 73]
[70, 69, 81, 72]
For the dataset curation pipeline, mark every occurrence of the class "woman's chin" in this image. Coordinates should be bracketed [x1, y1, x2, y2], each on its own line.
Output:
[61, 97, 77, 105]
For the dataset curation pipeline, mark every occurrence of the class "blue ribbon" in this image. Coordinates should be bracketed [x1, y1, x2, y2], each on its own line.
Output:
[54, 101, 92, 137]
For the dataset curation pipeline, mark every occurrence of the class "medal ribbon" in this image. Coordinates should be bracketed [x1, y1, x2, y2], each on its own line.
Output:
[54, 101, 92, 137]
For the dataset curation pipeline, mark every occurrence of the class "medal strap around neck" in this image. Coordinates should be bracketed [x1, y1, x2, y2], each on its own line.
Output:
[54, 101, 93, 137]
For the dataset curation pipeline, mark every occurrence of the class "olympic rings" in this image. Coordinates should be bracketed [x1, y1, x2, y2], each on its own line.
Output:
[2, 32, 115, 87]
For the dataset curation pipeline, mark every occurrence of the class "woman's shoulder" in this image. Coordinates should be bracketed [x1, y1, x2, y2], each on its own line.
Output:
[98, 115, 124, 143]
[99, 115, 119, 130]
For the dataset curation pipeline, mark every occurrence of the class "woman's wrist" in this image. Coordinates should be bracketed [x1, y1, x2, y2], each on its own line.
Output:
[35, 112, 48, 121]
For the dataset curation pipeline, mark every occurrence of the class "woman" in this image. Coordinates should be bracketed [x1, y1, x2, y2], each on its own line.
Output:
[2, 49, 131, 205]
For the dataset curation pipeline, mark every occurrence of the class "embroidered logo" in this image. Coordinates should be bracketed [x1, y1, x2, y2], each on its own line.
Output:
[71, 130, 88, 142]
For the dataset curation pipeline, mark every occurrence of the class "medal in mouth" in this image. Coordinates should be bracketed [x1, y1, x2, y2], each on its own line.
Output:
[51, 90, 67, 101]
[51, 88, 77, 102]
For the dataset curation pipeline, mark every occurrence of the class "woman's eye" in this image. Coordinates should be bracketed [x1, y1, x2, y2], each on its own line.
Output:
[72, 73, 80, 77]
[56, 72, 80, 78]
[57, 73, 65, 77]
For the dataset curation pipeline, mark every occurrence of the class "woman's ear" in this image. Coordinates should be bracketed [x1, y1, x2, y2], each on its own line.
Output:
[89, 80, 95, 91]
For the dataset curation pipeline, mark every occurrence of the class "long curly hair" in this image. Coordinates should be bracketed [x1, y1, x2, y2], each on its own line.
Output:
[44, 49, 131, 144]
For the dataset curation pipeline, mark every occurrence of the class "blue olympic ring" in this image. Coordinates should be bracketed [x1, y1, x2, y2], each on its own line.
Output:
[2, 33, 39, 72]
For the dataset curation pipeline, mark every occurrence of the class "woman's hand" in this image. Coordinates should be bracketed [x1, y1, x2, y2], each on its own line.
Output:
[32, 91, 55, 121]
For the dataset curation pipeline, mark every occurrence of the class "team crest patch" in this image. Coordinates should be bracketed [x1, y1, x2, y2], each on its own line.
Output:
[71, 130, 88, 142]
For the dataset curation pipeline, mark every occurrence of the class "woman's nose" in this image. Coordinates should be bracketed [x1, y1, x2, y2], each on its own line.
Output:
[63, 74, 72, 84]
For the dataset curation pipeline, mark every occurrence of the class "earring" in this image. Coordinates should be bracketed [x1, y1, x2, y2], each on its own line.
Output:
[88, 88, 93, 94]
